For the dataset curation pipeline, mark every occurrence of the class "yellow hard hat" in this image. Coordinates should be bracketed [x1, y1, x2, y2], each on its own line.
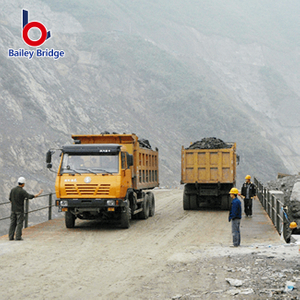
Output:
[245, 175, 251, 180]
[229, 187, 239, 194]
[290, 222, 297, 229]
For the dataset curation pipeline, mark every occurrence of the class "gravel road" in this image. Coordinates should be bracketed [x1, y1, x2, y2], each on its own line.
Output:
[0, 189, 299, 299]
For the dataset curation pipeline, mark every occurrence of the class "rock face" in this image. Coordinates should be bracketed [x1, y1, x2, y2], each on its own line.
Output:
[0, 0, 298, 227]
[266, 175, 300, 205]
[267, 175, 300, 243]
[291, 181, 300, 202]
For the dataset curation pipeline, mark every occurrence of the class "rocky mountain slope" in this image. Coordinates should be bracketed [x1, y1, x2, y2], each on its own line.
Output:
[0, 0, 298, 219]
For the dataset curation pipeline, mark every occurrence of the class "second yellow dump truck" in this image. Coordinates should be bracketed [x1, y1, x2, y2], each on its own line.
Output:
[46, 133, 159, 228]
[181, 138, 238, 210]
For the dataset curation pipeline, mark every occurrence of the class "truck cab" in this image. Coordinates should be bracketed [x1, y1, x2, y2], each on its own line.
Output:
[56, 144, 133, 200]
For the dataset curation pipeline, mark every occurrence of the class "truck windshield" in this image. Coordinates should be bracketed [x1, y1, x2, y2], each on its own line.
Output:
[60, 154, 119, 174]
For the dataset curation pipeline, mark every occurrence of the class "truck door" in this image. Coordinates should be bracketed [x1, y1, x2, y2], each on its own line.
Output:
[121, 152, 132, 196]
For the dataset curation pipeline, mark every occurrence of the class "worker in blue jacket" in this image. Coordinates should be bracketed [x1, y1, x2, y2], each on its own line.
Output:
[229, 187, 242, 247]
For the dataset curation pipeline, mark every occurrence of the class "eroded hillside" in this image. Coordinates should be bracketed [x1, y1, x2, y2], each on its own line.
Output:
[0, 0, 296, 214]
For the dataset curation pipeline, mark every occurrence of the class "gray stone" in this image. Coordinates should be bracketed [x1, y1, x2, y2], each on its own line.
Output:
[291, 181, 300, 201]
[226, 278, 243, 287]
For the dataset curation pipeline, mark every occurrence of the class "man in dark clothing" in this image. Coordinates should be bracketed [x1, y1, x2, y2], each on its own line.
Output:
[9, 177, 43, 241]
[229, 187, 242, 247]
[241, 175, 257, 217]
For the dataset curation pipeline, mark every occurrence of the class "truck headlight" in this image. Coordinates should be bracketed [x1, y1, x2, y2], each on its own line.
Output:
[60, 200, 68, 207]
[106, 200, 115, 206]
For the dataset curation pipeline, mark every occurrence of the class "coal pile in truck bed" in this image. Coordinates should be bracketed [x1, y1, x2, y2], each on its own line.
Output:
[138, 139, 152, 149]
[99, 131, 152, 150]
[187, 137, 231, 150]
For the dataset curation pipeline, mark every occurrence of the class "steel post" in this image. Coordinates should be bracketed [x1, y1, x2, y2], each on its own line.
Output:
[48, 194, 52, 221]
[25, 198, 29, 228]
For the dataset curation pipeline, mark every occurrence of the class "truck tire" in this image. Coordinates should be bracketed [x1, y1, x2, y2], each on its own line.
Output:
[184, 184, 198, 210]
[183, 192, 190, 210]
[189, 194, 198, 210]
[65, 211, 75, 228]
[183, 185, 192, 210]
[120, 205, 131, 229]
[148, 192, 155, 217]
[221, 195, 230, 210]
[139, 194, 150, 219]
[183, 193, 190, 210]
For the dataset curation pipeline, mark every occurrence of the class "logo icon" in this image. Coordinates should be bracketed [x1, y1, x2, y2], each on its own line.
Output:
[22, 9, 51, 47]
[84, 177, 92, 184]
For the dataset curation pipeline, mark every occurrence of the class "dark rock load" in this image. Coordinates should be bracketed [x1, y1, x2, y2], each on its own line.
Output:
[187, 137, 231, 150]
[138, 139, 152, 149]
[99, 131, 152, 149]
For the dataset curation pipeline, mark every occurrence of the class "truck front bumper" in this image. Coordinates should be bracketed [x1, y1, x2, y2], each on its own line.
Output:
[56, 198, 126, 212]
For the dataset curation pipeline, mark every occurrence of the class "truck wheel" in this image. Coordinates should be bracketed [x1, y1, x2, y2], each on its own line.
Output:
[65, 211, 75, 228]
[183, 192, 190, 210]
[148, 192, 155, 217]
[221, 195, 230, 210]
[139, 194, 150, 219]
[120, 205, 131, 229]
[189, 194, 198, 210]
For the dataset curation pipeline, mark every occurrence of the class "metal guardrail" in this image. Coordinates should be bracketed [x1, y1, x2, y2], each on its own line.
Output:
[0, 181, 285, 234]
[254, 177, 284, 234]
[0, 193, 55, 228]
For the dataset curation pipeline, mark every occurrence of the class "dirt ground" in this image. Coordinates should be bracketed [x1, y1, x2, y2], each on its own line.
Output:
[0, 189, 299, 299]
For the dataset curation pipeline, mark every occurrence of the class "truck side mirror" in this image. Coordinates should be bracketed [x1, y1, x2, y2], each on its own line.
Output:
[236, 155, 240, 166]
[46, 150, 52, 169]
[127, 154, 133, 167]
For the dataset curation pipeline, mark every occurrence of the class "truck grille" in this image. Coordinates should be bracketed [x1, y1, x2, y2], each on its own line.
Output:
[65, 183, 110, 196]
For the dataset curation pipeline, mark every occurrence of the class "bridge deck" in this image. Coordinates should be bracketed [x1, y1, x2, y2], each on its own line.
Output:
[0, 191, 283, 299]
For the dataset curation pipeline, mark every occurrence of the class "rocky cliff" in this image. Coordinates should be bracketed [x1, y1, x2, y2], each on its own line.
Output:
[0, 0, 297, 222]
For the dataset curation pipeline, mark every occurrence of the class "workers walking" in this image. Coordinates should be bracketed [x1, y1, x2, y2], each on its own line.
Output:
[228, 187, 242, 247]
[8, 177, 43, 241]
[240, 175, 257, 217]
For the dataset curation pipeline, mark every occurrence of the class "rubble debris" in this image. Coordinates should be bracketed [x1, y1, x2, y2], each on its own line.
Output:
[225, 288, 254, 296]
[226, 278, 243, 287]
[171, 295, 183, 299]
[163, 251, 300, 299]
[240, 288, 254, 294]
[285, 281, 295, 292]
[226, 289, 240, 296]
[187, 137, 231, 150]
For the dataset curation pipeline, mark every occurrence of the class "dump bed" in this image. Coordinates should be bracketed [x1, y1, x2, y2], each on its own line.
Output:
[181, 143, 237, 184]
[72, 134, 159, 190]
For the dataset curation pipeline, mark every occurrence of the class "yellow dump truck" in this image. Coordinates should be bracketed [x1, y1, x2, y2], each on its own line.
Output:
[181, 139, 238, 210]
[46, 134, 159, 228]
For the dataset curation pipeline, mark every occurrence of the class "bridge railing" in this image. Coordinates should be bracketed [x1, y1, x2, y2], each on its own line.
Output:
[0, 193, 56, 229]
[254, 177, 284, 234]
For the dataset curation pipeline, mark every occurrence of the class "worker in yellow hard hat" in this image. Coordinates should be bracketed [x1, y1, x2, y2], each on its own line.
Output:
[228, 187, 242, 247]
[240, 175, 257, 217]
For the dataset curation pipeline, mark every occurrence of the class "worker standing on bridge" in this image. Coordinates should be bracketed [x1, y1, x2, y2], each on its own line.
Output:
[240, 175, 257, 217]
[8, 177, 43, 241]
[229, 188, 242, 247]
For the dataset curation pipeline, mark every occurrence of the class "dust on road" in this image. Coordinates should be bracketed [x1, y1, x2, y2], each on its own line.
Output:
[0, 189, 298, 299]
